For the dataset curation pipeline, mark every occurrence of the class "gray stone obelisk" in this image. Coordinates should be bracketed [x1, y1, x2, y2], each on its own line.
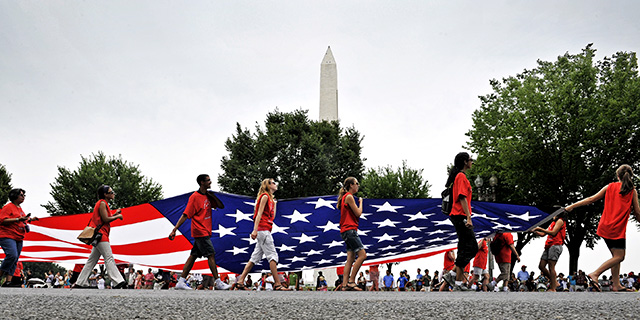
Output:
[319, 46, 338, 121]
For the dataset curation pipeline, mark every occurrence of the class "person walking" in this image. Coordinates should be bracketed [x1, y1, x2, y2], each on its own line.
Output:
[471, 237, 490, 292]
[169, 174, 229, 290]
[72, 185, 126, 289]
[493, 231, 520, 291]
[0, 188, 38, 286]
[442, 152, 478, 291]
[532, 210, 566, 292]
[565, 164, 640, 292]
[337, 177, 367, 291]
[235, 178, 289, 291]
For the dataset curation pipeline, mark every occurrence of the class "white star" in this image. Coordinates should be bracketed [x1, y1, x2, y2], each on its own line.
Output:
[372, 219, 401, 228]
[332, 252, 348, 258]
[434, 219, 453, 226]
[357, 229, 371, 237]
[282, 210, 313, 224]
[427, 237, 445, 243]
[225, 246, 248, 255]
[373, 233, 399, 242]
[243, 201, 256, 207]
[381, 245, 399, 251]
[306, 197, 337, 209]
[400, 237, 420, 244]
[212, 224, 236, 238]
[276, 244, 296, 252]
[476, 230, 491, 235]
[359, 212, 372, 220]
[401, 226, 427, 232]
[405, 244, 421, 250]
[317, 220, 340, 232]
[363, 244, 372, 250]
[314, 259, 334, 265]
[427, 230, 448, 236]
[492, 222, 518, 230]
[301, 266, 314, 270]
[507, 211, 541, 221]
[226, 209, 253, 223]
[292, 233, 318, 244]
[382, 251, 399, 256]
[290, 256, 306, 262]
[370, 202, 405, 212]
[277, 263, 291, 269]
[403, 211, 434, 221]
[367, 252, 376, 257]
[271, 223, 290, 234]
[323, 240, 343, 248]
[304, 249, 324, 256]
[241, 237, 257, 245]
[471, 213, 499, 221]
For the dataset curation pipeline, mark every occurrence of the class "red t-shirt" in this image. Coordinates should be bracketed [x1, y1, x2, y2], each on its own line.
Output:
[473, 239, 488, 269]
[0, 203, 28, 240]
[443, 249, 455, 271]
[494, 233, 514, 264]
[544, 218, 566, 249]
[598, 182, 633, 240]
[184, 191, 212, 238]
[13, 261, 23, 277]
[88, 199, 113, 243]
[450, 172, 472, 216]
[339, 192, 359, 232]
[253, 193, 274, 232]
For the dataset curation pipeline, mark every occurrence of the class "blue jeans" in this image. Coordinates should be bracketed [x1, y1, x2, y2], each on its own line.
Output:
[0, 238, 23, 276]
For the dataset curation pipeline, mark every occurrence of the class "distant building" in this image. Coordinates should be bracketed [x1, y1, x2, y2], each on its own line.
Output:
[319, 46, 338, 121]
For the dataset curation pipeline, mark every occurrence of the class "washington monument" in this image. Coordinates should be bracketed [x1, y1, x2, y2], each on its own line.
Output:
[319, 46, 338, 121]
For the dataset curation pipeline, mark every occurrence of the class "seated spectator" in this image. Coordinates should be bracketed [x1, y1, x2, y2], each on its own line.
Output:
[599, 275, 611, 292]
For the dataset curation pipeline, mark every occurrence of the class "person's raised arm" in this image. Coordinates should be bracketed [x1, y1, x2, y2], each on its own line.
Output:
[99, 201, 122, 224]
[345, 194, 363, 217]
[565, 186, 608, 212]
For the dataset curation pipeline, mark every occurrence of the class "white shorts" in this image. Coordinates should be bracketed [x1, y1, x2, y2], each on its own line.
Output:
[473, 267, 487, 276]
[249, 231, 279, 264]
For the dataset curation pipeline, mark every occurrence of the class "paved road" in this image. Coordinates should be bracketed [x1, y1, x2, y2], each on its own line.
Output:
[1, 288, 638, 319]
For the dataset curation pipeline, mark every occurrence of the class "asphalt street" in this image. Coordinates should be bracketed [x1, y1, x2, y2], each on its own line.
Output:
[1, 288, 638, 319]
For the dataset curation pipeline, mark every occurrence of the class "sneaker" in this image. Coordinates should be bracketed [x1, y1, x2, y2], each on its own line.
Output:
[443, 272, 455, 287]
[215, 278, 231, 290]
[175, 280, 192, 290]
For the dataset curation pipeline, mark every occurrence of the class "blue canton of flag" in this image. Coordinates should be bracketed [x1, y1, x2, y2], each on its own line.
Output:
[153, 192, 551, 274]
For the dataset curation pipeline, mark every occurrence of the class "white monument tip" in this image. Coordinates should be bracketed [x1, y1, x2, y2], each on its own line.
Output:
[322, 46, 335, 65]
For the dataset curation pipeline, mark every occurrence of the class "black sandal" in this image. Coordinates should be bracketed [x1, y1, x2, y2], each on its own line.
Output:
[345, 282, 362, 291]
[587, 277, 601, 292]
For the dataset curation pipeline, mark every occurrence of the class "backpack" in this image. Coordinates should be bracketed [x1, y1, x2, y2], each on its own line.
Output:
[441, 183, 454, 215]
[490, 235, 503, 257]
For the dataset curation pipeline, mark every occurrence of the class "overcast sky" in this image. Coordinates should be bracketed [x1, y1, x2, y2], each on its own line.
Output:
[2, 1, 640, 277]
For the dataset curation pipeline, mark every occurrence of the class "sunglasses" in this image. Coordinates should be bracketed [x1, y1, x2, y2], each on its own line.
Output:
[269, 181, 278, 185]
[106, 191, 116, 195]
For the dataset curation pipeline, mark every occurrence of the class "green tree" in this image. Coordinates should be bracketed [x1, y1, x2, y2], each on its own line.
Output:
[42, 152, 163, 215]
[22, 262, 67, 279]
[467, 44, 640, 274]
[0, 163, 12, 206]
[360, 160, 431, 198]
[219, 109, 365, 198]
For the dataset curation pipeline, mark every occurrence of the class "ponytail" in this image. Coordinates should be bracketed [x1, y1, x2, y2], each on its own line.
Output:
[616, 164, 634, 195]
[445, 152, 471, 187]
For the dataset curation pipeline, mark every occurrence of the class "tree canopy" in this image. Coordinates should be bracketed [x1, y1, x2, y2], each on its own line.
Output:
[42, 152, 163, 215]
[360, 160, 431, 199]
[467, 44, 640, 273]
[218, 109, 365, 199]
[0, 163, 11, 206]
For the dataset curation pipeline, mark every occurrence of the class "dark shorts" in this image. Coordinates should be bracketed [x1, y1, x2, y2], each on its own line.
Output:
[603, 237, 626, 250]
[201, 275, 214, 288]
[341, 229, 364, 253]
[191, 236, 216, 258]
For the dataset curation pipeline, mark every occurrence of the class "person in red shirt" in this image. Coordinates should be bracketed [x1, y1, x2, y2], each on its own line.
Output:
[169, 174, 228, 290]
[72, 185, 126, 289]
[533, 210, 567, 292]
[493, 232, 520, 291]
[0, 188, 38, 287]
[442, 152, 478, 291]
[439, 249, 455, 291]
[565, 164, 640, 292]
[235, 178, 289, 291]
[337, 177, 366, 291]
[471, 237, 490, 291]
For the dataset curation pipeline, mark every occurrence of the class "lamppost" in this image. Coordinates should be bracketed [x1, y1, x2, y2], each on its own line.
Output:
[476, 175, 499, 277]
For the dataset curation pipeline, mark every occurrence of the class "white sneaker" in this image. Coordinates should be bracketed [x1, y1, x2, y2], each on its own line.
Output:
[215, 278, 231, 290]
[175, 280, 192, 290]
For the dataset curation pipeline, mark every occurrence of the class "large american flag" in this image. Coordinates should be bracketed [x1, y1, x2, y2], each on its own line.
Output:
[2, 192, 551, 274]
